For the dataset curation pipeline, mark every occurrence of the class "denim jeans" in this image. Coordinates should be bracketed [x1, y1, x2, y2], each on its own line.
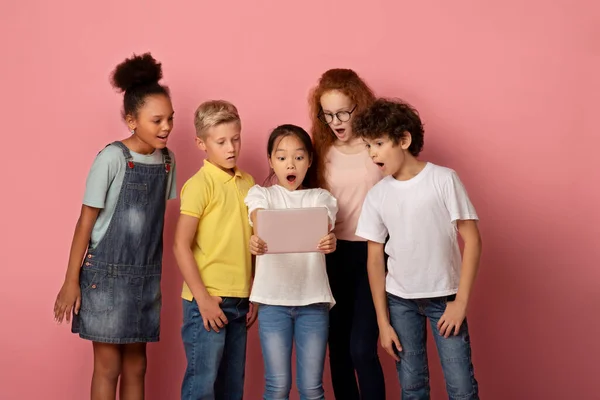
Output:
[258, 303, 329, 400]
[181, 297, 249, 400]
[387, 293, 479, 400]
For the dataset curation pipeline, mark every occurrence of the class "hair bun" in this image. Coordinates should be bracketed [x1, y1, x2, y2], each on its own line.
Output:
[110, 52, 163, 92]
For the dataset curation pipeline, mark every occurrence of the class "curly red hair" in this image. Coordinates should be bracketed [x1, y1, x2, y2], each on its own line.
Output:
[308, 69, 376, 190]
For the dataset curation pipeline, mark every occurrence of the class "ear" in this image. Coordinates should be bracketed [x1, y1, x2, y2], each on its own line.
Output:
[125, 114, 137, 132]
[308, 155, 313, 168]
[400, 131, 412, 151]
[195, 136, 207, 152]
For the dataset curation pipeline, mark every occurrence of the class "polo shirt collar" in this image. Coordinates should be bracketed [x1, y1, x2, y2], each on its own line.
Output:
[204, 159, 242, 182]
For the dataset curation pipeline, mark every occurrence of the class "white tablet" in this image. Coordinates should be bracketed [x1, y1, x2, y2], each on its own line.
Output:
[256, 207, 329, 254]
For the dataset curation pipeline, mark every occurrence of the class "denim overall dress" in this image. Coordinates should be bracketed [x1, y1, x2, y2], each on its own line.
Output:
[72, 141, 171, 343]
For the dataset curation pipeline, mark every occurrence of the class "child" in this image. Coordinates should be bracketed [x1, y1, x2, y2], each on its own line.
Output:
[354, 99, 482, 399]
[53, 52, 177, 399]
[173, 100, 256, 400]
[245, 124, 338, 400]
[308, 69, 385, 399]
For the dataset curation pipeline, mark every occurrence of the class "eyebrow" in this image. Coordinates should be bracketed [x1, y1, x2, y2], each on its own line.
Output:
[275, 148, 306, 152]
[151, 111, 175, 118]
[322, 107, 351, 113]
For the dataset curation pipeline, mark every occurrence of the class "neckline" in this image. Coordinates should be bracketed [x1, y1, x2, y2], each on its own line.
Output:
[389, 162, 431, 186]
[330, 145, 368, 157]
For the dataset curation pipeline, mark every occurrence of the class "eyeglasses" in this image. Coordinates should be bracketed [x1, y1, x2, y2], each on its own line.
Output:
[318, 105, 357, 124]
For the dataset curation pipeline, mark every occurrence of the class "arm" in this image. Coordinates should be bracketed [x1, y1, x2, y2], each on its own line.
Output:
[54, 205, 100, 323]
[173, 214, 228, 332]
[437, 219, 482, 337]
[367, 240, 402, 361]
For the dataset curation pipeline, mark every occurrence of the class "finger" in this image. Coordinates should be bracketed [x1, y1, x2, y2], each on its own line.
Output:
[75, 296, 81, 315]
[393, 335, 403, 352]
[386, 346, 399, 362]
[219, 313, 229, 325]
[65, 305, 73, 323]
[57, 305, 67, 324]
[439, 321, 449, 337]
[203, 318, 211, 332]
[453, 324, 460, 336]
[437, 316, 445, 330]
[216, 297, 223, 304]
[444, 323, 454, 338]
[209, 319, 221, 333]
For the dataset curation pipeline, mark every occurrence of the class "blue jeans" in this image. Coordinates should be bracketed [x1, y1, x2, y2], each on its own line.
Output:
[388, 293, 479, 400]
[181, 297, 249, 400]
[258, 303, 329, 400]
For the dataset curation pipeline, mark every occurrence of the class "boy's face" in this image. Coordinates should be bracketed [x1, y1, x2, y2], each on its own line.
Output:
[363, 133, 412, 178]
[196, 121, 241, 173]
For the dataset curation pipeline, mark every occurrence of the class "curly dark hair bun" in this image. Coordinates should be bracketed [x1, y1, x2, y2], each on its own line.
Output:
[109, 52, 170, 118]
[110, 53, 163, 93]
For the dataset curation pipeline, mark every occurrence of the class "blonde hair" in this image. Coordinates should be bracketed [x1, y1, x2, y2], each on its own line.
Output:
[194, 100, 241, 138]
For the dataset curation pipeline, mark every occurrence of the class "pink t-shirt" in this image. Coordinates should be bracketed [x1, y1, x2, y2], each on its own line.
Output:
[325, 146, 382, 241]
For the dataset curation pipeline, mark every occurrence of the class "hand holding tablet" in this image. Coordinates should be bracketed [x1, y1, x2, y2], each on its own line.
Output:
[253, 207, 336, 255]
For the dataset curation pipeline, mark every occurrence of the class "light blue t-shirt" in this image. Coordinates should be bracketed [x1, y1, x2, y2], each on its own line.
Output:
[83, 144, 177, 249]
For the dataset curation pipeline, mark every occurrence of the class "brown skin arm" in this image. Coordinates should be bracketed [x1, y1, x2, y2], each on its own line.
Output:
[54, 205, 100, 323]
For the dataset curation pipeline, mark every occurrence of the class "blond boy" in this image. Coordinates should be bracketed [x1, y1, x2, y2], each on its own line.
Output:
[173, 100, 256, 400]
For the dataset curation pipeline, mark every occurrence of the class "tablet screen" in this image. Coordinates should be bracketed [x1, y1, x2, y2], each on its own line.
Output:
[256, 207, 328, 254]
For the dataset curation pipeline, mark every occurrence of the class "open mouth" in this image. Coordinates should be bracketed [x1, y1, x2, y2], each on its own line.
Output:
[226, 156, 236, 161]
[375, 162, 384, 169]
[286, 174, 297, 183]
[157, 134, 169, 142]
[335, 128, 346, 136]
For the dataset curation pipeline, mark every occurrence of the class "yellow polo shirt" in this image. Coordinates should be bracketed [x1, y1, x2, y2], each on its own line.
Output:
[180, 160, 255, 300]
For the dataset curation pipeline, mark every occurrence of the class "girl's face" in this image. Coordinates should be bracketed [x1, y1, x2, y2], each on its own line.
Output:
[319, 90, 356, 142]
[127, 94, 174, 151]
[269, 135, 311, 191]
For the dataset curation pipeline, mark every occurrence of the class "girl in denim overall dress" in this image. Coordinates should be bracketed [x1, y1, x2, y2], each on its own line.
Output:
[53, 53, 177, 399]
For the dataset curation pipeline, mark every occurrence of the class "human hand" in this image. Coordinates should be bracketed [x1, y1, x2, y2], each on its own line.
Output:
[380, 323, 402, 361]
[318, 232, 336, 254]
[437, 299, 467, 338]
[249, 235, 267, 255]
[198, 295, 228, 332]
[54, 281, 81, 324]
[246, 302, 258, 328]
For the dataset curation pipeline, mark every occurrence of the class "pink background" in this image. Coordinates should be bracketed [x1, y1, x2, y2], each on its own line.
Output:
[1, 0, 598, 399]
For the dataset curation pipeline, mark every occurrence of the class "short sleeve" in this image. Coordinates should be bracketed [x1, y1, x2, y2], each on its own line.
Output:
[244, 185, 269, 226]
[355, 187, 388, 243]
[443, 171, 479, 222]
[82, 146, 122, 209]
[314, 189, 338, 230]
[167, 151, 177, 200]
[180, 173, 210, 218]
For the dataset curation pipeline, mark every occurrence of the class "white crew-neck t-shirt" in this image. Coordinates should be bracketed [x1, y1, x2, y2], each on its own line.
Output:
[244, 185, 338, 307]
[356, 163, 478, 299]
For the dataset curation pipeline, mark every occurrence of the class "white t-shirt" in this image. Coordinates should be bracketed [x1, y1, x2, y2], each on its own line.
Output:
[356, 163, 478, 299]
[244, 185, 338, 307]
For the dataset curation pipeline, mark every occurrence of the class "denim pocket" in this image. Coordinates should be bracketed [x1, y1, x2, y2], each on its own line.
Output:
[124, 183, 148, 206]
[80, 269, 114, 313]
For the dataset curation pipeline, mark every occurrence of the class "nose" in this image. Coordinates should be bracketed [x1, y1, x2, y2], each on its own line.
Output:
[368, 147, 377, 158]
[332, 116, 342, 126]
